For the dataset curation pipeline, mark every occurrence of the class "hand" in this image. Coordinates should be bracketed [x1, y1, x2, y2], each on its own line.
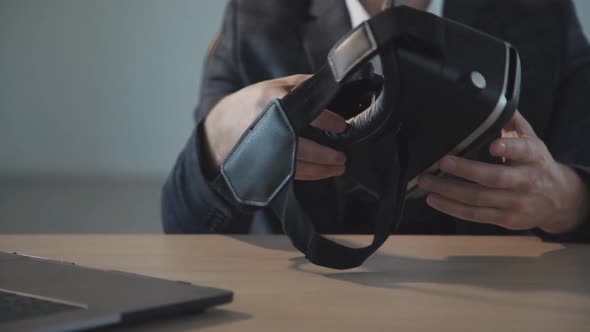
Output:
[418, 111, 590, 234]
[203, 74, 348, 181]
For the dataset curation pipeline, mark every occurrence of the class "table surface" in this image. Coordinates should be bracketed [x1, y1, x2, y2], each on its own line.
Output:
[1, 235, 589, 332]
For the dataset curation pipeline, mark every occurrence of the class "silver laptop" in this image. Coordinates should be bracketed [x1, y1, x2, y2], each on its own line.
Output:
[0, 251, 233, 332]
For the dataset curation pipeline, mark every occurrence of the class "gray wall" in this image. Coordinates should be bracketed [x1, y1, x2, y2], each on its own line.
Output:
[0, 0, 227, 177]
[1, 1, 590, 178]
[576, 1, 590, 36]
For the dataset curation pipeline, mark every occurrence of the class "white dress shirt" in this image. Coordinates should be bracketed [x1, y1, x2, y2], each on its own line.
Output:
[345, 0, 445, 28]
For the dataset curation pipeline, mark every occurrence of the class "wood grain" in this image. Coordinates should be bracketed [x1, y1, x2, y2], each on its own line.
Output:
[1, 235, 589, 332]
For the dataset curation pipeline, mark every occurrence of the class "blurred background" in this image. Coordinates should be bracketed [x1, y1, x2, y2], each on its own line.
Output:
[1, 0, 590, 233]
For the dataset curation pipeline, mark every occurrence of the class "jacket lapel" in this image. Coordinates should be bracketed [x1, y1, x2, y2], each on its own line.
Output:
[303, 0, 353, 71]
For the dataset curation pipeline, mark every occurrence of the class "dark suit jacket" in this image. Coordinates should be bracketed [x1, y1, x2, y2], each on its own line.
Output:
[162, 0, 590, 241]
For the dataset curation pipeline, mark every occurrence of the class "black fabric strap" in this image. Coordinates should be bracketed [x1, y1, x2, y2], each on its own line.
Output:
[280, 65, 340, 131]
[271, 131, 406, 269]
[266, 8, 415, 269]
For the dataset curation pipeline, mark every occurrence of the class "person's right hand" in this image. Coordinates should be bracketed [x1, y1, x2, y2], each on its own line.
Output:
[203, 74, 348, 181]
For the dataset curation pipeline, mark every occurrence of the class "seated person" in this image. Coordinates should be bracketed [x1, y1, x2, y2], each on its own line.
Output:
[162, 0, 590, 241]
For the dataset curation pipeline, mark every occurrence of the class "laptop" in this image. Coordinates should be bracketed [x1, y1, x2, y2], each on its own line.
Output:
[0, 251, 233, 332]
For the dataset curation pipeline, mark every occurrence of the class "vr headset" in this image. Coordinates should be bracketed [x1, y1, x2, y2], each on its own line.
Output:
[212, 6, 521, 269]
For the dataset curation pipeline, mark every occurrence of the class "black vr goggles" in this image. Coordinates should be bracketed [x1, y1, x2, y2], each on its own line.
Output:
[212, 6, 522, 269]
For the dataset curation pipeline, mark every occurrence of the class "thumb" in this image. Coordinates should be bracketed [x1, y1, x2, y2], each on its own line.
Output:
[502, 111, 537, 138]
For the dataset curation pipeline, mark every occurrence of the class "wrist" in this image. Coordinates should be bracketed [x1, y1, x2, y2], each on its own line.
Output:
[540, 164, 590, 234]
[202, 115, 223, 178]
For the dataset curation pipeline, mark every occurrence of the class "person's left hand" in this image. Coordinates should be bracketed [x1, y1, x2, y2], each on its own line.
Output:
[418, 111, 590, 234]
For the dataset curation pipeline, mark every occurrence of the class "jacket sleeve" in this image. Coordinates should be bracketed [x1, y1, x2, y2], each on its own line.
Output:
[542, 0, 590, 242]
[162, 0, 251, 234]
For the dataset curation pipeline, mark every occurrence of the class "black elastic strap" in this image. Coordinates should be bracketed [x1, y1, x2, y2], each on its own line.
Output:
[271, 131, 406, 269]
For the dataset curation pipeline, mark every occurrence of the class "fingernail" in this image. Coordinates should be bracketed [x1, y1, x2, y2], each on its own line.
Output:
[492, 142, 506, 156]
[440, 156, 456, 172]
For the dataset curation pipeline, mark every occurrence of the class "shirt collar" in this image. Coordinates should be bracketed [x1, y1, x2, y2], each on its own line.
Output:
[345, 0, 444, 28]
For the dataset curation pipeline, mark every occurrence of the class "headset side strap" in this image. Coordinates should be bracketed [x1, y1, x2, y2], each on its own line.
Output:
[214, 100, 297, 208]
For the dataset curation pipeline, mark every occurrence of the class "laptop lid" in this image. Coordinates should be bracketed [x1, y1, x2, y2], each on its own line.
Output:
[0, 252, 232, 332]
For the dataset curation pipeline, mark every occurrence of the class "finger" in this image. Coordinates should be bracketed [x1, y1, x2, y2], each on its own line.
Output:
[258, 75, 312, 104]
[502, 111, 537, 138]
[260, 75, 312, 101]
[275, 74, 312, 89]
[490, 137, 545, 164]
[501, 112, 518, 134]
[418, 175, 517, 209]
[310, 110, 348, 133]
[295, 161, 345, 181]
[298, 137, 347, 166]
[439, 155, 529, 190]
[513, 111, 537, 137]
[426, 193, 508, 226]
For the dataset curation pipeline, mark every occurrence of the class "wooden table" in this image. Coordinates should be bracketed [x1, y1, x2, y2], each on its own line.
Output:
[1, 235, 589, 331]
